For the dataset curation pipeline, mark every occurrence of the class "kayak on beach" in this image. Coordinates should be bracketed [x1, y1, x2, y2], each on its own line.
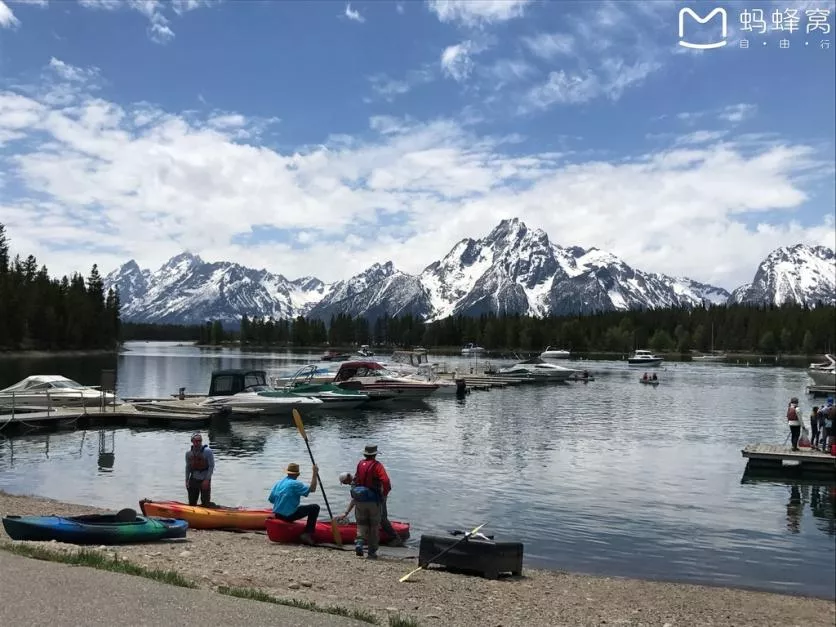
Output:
[139, 499, 272, 530]
[1, 511, 187, 545]
[266, 517, 410, 545]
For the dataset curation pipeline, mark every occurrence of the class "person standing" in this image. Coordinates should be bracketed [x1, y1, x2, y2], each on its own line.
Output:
[786, 397, 801, 451]
[351, 444, 391, 559]
[185, 433, 215, 506]
[338, 470, 403, 547]
[268, 463, 319, 545]
[810, 406, 821, 448]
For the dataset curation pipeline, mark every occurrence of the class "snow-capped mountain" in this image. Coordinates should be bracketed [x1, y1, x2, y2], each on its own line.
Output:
[104, 219, 833, 326]
[729, 244, 836, 307]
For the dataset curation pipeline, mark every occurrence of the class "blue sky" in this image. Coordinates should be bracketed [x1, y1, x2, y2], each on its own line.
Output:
[0, 0, 834, 289]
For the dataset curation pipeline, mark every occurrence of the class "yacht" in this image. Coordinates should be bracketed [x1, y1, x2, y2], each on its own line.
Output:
[540, 346, 571, 360]
[0, 375, 119, 409]
[496, 357, 576, 382]
[461, 343, 486, 356]
[332, 361, 439, 400]
[808, 354, 836, 387]
[627, 350, 663, 367]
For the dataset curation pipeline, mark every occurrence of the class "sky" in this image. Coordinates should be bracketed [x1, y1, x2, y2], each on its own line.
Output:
[0, 0, 834, 291]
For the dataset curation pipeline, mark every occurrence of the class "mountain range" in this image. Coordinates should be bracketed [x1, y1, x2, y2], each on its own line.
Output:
[103, 218, 836, 326]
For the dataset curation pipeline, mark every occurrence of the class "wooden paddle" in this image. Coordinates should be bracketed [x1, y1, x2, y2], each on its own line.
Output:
[399, 523, 486, 582]
[292, 409, 342, 546]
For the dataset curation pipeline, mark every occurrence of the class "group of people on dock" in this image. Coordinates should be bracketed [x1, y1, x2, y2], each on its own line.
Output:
[184, 433, 402, 559]
[786, 396, 834, 452]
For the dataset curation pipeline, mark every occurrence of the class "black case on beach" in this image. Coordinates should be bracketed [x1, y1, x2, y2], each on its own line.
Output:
[418, 534, 524, 579]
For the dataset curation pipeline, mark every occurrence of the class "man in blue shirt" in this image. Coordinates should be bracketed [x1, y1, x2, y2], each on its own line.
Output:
[268, 462, 319, 545]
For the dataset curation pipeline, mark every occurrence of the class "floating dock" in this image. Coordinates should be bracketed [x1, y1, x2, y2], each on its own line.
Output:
[806, 384, 836, 398]
[741, 444, 836, 477]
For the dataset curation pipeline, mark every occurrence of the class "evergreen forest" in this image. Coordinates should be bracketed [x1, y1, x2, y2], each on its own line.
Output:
[0, 224, 121, 351]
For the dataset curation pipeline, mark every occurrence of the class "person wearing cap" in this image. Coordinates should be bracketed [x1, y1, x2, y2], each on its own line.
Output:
[786, 397, 801, 451]
[185, 433, 215, 506]
[267, 462, 319, 545]
[823, 397, 835, 453]
[350, 444, 392, 559]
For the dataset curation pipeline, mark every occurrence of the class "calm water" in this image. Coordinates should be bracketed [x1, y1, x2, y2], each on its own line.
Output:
[1, 341, 834, 598]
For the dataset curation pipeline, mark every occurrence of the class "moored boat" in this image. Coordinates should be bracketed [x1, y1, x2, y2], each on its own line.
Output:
[540, 346, 571, 360]
[461, 343, 485, 356]
[333, 361, 439, 400]
[321, 350, 352, 362]
[627, 350, 663, 366]
[139, 499, 272, 530]
[1, 511, 187, 544]
[0, 375, 120, 409]
[197, 369, 324, 416]
[282, 365, 370, 409]
[808, 354, 836, 387]
[265, 517, 410, 545]
[497, 357, 576, 382]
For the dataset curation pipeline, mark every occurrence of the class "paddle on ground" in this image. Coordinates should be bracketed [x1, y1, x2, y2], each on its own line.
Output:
[399, 523, 486, 582]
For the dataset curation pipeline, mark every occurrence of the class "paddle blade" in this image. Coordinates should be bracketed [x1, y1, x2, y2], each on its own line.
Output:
[292, 409, 307, 439]
[330, 519, 342, 546]
[399, 565, 424, 583]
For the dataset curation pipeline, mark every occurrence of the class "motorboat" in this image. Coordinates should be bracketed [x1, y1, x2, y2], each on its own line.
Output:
[461, 343, 485, 356]
[197, 369, 323, 416]
[808, 354, 836, 387]
[281, 365, 370, 409]
[413, 346, 428, 355]
[540, 346, 571, 360]
[0, 375, 119, 409]
[332, 361, 439, 400]
[627, 350, 663, 367]
[321, 350, 352, 362]
[356, 345, 375, 357]
[496, 357, 577, 382]
[385, 353, 465, 396]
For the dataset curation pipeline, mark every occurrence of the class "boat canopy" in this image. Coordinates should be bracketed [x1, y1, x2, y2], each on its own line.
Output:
[334, 361, 388, 382]
[0, 375, 88, 394]
[209, 369, 268, 396]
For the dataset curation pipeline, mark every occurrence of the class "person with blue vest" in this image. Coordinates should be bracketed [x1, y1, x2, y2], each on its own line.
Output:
[268, 462, 319, 545]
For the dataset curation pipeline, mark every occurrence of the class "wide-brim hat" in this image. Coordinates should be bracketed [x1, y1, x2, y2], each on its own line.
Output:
[363, 444, 379, 456]
[286, 462, 300, 475]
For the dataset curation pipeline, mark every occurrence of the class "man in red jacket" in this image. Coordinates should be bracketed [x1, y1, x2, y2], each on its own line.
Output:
[351, 444, 391, 559]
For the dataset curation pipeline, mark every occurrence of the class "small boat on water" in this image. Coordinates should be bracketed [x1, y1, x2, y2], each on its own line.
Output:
[461, 343, 486, 356]
[568, 373, 595, 382]
[2, 511, 187, 544]
[497, 357, 576, 382]
[540, 346, 571, 360]
[808, 354, 836, 387]
[627, 350, 663, 367]
[139, 499, 272, 530]
[197, 369, 323, 416]
[639, 377, 660, 386]
[356, 345, 375, 357]
[266, 517, 410, 545]
[321, 350, 352, 362]
[333, 361, 439, 400]
[0, 375, 120, 409]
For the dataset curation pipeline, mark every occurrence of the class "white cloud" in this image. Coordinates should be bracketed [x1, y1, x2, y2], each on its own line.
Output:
[0, 1, 20, 27]
[521, 32, 575, 59]
[440, 41, 480, 82]
[344, 3, 364, 23]
[48, 57, 100, 82]
[482, 59, 536, 85]
[0, 64, 833, 290]
[367, 67, 434, 101]
[718, 104, 758, 124]
[427, 0, 531, 27]
[76, 0, 213, 43]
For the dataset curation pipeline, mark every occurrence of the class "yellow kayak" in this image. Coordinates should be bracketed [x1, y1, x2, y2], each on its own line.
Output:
[138, 499, 272, 530]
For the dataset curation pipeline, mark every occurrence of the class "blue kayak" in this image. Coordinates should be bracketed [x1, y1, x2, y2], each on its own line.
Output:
[2, 511, 188, 545]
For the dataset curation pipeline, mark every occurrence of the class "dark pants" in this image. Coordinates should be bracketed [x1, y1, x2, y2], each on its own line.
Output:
[789, 425, 801, 450]
[276, 503, 320, 534]
[187, 478, 211, 506]
[811, 421, 820, 446]
[381, 498, 401, 542]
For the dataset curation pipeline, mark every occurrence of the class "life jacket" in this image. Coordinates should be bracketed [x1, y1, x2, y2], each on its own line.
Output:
[188, 445, 209, 472]
[352, 459, 383, 502]
[786, 406, 799, 422]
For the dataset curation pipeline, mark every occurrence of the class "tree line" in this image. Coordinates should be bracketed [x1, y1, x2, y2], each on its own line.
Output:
[124, 304, 836, 355]
[0, 224, 121, 351]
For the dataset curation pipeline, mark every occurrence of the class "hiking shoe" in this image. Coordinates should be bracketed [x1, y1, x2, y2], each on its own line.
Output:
[299, 533, 314, 546]
[355, 544, 364, 557]
[367, 552, 378, 560]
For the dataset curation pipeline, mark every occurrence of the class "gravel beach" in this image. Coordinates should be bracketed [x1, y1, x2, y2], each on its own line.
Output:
[1, 490, 834, 627]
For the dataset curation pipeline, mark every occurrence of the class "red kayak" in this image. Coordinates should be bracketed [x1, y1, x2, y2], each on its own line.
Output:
[266, 517, 410, 545]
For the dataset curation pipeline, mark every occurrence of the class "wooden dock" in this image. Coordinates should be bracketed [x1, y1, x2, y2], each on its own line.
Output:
[0, 403, 215, 432]
[742, 443, 836, 477]
[806, 384, 836, 398]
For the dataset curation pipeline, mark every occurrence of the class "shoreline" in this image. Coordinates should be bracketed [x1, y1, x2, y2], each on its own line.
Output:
[1, 490, 834, 626]
[0, 348, 118, 360]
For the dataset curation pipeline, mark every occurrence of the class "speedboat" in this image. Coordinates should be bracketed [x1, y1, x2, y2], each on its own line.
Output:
[197, 369, 323, 416]
[281, 365, 370, 409]
[692, 352, 727, 361]
[332, 361, 439, 400]
[627, 350, 663, 367]
[0, 375, 119, 409]
[321, 350, 351, 362]
[356, 345, 375, 357]
[461, 343, 485, 356]
[540, 346, 570, 360]
[496, 357, 576, 382]
[808, 354, 836, 387]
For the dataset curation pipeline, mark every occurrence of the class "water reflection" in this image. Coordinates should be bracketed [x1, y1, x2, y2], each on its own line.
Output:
[97, 430, 115, 472]
[742, 474, 836, 539]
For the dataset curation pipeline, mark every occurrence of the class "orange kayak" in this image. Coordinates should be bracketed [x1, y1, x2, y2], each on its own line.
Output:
[138, 499, 272, 530]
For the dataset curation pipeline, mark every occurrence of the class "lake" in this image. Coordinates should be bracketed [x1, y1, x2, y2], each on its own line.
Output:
[1, 341, 834, 598]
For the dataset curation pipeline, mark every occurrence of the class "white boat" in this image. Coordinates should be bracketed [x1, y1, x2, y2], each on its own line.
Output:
[496, 357, 576, 382]
[198, 368, 323, 416]
[808, 354, 836, 387]
[461, 343, 485, 356]
[356, 345, 375, 357]
[540, 346, 571, 360]
[280, 365, 371, 409]
[692, 325, 726, 361]
[627, 350, 663, 367]
[332, 360, 439, 400]
[0, 375, 119, 409]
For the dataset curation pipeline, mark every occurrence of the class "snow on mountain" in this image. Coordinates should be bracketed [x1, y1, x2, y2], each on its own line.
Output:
[728, 244, 836, 307]
[106, 219, 833, 326]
